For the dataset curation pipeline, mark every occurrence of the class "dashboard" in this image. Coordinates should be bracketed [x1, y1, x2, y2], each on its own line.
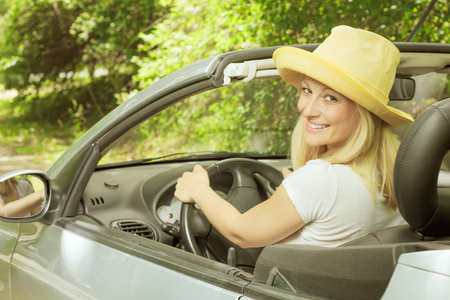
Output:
[81, 159, 289, 247]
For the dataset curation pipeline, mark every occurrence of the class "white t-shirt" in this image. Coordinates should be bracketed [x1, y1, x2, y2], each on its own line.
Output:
[281, 159, 406, 247]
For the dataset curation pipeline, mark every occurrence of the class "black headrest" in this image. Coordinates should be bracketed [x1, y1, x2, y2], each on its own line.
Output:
[394, 98, 450, 238]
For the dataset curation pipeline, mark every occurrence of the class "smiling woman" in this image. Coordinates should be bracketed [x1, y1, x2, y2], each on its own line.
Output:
[174, 25, 414, 249]
[297, 76, 358, 149]
[0, 2, 449, 295]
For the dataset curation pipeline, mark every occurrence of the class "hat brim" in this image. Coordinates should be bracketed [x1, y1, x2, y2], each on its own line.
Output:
[273, 46, 414, 127]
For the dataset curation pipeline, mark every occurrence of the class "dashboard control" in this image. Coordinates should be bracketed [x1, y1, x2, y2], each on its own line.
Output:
[161, 220, 181, 238]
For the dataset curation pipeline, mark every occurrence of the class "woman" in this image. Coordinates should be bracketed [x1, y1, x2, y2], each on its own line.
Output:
[0, 177, 44, 217]
[174, 25, 414, 248]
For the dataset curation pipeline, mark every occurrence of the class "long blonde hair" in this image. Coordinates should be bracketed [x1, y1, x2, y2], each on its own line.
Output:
[290, 104, 400, 210]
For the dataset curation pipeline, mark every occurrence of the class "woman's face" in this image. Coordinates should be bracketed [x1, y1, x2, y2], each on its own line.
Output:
[297, 76, 358, 149]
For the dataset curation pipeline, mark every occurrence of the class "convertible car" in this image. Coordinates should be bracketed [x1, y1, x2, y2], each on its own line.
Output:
[1, 36, 449, 299]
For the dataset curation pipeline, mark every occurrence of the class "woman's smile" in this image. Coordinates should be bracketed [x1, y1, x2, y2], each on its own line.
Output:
[298, 76, 358, 149]
[306, 122, 329, 131]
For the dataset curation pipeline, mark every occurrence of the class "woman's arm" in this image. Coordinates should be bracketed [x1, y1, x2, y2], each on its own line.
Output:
[0, 189, 45, 217]
[175, 165, 304, 248]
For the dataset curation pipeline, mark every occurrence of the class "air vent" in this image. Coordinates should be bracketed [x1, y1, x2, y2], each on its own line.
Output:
[112, 220, 158, 241]
[90, 197, 105, 206]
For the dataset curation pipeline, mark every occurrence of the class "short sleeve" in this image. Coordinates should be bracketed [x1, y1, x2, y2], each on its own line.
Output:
[18, 178, 35, 198]
[282, 160, 339, 224]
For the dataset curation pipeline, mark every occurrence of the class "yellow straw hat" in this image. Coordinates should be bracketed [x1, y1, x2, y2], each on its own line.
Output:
[273, 25, 414, 127]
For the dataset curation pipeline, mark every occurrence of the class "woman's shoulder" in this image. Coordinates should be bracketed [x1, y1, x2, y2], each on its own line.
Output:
[286, 159, 340, 186]
[303, 159, 352, 176]
[285, 159, 357, 189]
[283, 160, 341, 222]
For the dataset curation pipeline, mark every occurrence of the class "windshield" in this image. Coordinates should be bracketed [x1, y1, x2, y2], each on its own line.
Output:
[99, 71, 448, 166]
[99, 78, 298, 165]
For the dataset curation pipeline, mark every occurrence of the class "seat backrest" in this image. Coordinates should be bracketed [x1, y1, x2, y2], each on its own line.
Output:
[394, 98, 450, 239]
[340, 225, 417, 246]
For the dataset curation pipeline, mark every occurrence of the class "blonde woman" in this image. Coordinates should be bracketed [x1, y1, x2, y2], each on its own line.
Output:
[0, 177, 44, 217]
[174, 26, 414, 248]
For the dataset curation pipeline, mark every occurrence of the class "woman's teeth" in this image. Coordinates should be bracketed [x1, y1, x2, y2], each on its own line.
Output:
[308, 122, 328, 129]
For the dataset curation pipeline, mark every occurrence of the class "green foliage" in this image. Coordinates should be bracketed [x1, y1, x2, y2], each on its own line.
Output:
[0, 0, 82, 89]
[0, 0, 449, 163]
[0, 0, 169, 131]
[136, 0, 449, 87]
[101, 79, 298, 164]
[0, 97, 71, 160]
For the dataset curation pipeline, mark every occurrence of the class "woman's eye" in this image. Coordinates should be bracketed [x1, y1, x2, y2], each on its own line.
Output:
[301, 87, 312, 94]
[324, 95, 338, 102]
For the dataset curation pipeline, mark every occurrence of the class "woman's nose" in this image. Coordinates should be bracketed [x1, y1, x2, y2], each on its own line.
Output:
[298, 96, 320, 117]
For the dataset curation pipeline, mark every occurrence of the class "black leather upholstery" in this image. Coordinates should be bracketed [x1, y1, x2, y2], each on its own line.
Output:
[394, 98, 450, 238]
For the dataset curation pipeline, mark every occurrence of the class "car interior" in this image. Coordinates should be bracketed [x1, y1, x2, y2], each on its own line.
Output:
[71, 50, 450, 299]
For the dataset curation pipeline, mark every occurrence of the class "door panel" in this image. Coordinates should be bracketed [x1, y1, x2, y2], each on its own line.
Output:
[10, 221, 247, 300]
[0, 221, 20, 300]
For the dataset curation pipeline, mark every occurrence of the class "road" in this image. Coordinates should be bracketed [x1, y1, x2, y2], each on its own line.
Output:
[0, 145, 50, 175]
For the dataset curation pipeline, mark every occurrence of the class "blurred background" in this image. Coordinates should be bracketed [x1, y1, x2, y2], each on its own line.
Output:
[0, 0, 449, 174]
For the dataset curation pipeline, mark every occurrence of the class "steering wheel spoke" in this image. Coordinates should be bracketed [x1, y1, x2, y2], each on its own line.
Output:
[226, 186, 263, 213]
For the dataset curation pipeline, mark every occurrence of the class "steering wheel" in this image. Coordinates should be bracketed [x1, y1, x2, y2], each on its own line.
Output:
[180, 158, 283, 266]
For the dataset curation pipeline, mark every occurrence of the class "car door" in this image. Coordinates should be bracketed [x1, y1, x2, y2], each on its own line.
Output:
[0, 221, 20, 300]
[7, 219, 250, 300]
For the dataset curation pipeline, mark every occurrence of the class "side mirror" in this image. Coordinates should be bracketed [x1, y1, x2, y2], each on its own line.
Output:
[0, 170, 51, 222]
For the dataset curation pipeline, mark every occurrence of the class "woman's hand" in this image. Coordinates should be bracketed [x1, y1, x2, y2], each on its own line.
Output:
[174, 164, 210, 203]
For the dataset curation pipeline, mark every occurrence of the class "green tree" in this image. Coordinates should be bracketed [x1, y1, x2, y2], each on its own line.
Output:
[136, 0, 449, 87]
[129, 0, 449, 160]
[0, 0, 448, 160]
[0, 0, 169, 128]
